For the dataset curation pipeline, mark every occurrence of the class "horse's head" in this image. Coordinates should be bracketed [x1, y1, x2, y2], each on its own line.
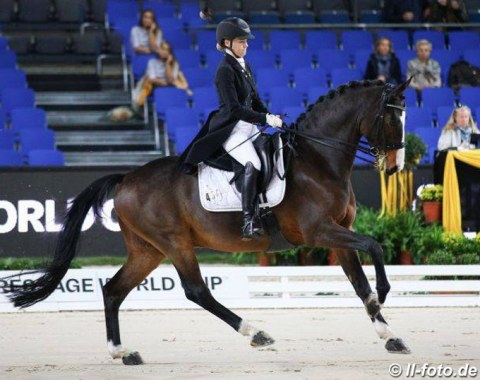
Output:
[364, 79, 411, 175]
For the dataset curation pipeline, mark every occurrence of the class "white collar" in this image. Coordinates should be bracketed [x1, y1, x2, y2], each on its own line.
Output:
[226, 50, 245, 67]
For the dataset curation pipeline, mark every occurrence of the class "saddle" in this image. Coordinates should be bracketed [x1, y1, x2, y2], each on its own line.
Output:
[205, 133, 282, 195]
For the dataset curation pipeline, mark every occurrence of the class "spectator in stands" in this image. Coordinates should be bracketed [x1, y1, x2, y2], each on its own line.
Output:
[438, 105, 479, 150]
[130, 9, 163, 55]
[383, 0, 429, 22]
[407, 39, 441, 90]
[133, 41, 192, 107]
[364, 37, 402, 85]
[427, 0, 468, 23]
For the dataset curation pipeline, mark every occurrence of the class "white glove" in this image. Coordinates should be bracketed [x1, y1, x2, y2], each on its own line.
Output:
[266, 114, 283, 128]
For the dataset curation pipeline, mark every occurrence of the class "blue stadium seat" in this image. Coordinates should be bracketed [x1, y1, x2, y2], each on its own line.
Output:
[175, 49, 200, 68]
[360, 10, 382, 23]
[414, 127, 441, 163]
[247, 30, 265, 51]
[0, 109, 6, 129]
[284, 11, 316, 23]
[18, 129, 55, 152]
[268, 87, 304, 113]
[213, 11, 246, 24]
[245, 50, 277, 71]
[0, 150, 23, 166]
[412, 30, 446, 50]
[475, 106, 480, 120]
[269, 31, 301, 51]
[182, 67, 214, 89]
[165, 107, 199, 130]
[436, 106, 454, 128]
[107, 0, 139, 26]
[156, 18, 183, 35]
[463, 49, 480, 67]
[164, 31, 191, 50]
[28, 149, 65, 166]
[0, 69, 27, 92]
[395, 50, 416, 74]
[341, 31, 373, 56]
[430, 50, 461, 83]
[256, 69, 290, 98]
[0, 37, 8, 50]
[196, 31, 216, 53]
[294, 67, 328, 94]
[131, 54, 155, 81]
[404, 88, 419, 107]
[0, 50, 17, 69]
[307, 86, 330, 104]
[319, 10, 350, 23]
[142, 1, 176, 18]
[316, 50, 350, 73]
[249, 11, 281, 24]
[175, 126, 200, 155]
[11, 108, 47, 131]
[282, 106, 305, 123]
[405, 107, 433, 131]
[203, 50, 223, 70]
[448, 31, 480, 51]
[1, 88, 35, 116]
[421, 88, 456, 109]
[154, 88, 190, 117]
[0, 130, 15, 149]
[179, 2, 201, 23]
[353, 49, 373, 75]
[279, 50, 314, 74]
[304, 31, 338, 51]
[191, 86, 218, 113]
[330, 68, 362, 88]
[459, 87, 480, 108]
[376, 30, 410, 50]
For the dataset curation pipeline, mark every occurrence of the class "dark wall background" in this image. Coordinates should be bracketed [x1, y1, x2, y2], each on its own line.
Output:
[0, 166, 434, 258]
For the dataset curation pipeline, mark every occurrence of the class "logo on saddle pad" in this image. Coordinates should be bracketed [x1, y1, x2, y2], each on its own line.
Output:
[198, 147, 286, 213]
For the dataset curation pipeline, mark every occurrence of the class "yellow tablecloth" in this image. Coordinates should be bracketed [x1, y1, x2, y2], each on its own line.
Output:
[443, 149, 480, 234]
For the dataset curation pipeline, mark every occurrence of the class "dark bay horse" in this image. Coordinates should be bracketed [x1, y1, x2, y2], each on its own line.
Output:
[3, 79, 411, 365]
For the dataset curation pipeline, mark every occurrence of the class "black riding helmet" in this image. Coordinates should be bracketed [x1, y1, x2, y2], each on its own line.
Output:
[216, 17, 255, 49]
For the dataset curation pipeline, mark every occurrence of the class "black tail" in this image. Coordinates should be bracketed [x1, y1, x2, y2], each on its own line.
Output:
[3, 174, 125, 308]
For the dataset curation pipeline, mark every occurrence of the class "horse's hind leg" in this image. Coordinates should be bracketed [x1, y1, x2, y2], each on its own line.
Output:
[333, 248, 411, 354]
[169, 244, 274, 347]
[103, 222, 165, 365]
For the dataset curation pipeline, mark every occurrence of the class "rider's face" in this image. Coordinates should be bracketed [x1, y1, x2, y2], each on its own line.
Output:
[227, 38, 248, 58]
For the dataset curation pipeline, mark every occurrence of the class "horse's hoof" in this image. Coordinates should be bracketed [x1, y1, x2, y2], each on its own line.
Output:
[122, 351, 144, 365]
[364, 294, 382, 319]
[251, 331, 275, 347]
[386, 338, 411, 354]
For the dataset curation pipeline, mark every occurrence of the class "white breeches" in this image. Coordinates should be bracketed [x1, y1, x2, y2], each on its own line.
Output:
[222, 120, 261, 171]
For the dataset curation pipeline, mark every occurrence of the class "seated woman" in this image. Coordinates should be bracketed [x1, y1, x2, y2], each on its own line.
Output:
[130, 9, 162, 55]
[407, 39, 441, 90]
[133, 41, 192, 107]
[438, 105, 479, 150]
[364, 37, 402, 85]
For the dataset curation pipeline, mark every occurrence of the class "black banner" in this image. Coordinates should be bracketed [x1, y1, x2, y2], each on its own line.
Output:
[0, 166, 434, 258]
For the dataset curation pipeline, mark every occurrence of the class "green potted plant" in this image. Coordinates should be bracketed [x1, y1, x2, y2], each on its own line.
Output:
[391, 211, 424, 265]
[419, 184, 443, 222]
[405, 133, 427, 170]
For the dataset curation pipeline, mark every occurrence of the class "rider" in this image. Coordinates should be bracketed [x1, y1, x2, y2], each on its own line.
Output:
[177, 17, 283, 240]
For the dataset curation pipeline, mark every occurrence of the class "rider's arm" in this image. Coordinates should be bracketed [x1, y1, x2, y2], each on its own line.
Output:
[216, 66, 267, 125]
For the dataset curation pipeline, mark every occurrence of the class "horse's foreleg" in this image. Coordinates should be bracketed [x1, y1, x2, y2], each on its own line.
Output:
[334, 248, 411, 354]
[171, 249, 274, 347]
[103, 224, 165, 365]
[311, 223, 390, 304]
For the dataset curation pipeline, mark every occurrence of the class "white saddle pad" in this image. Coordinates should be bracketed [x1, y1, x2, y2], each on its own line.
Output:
[198, 144, 286, 212]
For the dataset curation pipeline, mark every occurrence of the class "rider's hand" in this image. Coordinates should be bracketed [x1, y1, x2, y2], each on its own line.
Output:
[266, 114, 283, 128]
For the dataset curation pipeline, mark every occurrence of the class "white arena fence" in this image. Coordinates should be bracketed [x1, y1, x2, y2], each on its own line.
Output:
[0, 265, 479, 312]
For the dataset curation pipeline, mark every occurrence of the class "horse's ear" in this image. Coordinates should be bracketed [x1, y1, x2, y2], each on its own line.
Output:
[393, 77, 413, 94]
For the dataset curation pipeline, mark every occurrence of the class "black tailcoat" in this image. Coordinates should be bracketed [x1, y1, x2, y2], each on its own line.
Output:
[177, 54, 268, 173]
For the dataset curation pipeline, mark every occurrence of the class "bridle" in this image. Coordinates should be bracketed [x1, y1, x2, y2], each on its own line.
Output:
[279, 83, 406, 166]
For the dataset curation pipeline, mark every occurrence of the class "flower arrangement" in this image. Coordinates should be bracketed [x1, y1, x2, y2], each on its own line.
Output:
[420, 184, 443, 202]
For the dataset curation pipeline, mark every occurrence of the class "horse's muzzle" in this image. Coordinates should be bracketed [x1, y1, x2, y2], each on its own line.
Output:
[386, 166, 398, 176]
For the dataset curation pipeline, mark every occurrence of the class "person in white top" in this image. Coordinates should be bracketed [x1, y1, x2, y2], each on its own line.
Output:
[130, 9, 163, 55]
[407, 39, 441, 90]
[437, 105, 479, 150]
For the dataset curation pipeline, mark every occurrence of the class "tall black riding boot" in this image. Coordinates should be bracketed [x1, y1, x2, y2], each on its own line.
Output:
[241, 162, 265, 240]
